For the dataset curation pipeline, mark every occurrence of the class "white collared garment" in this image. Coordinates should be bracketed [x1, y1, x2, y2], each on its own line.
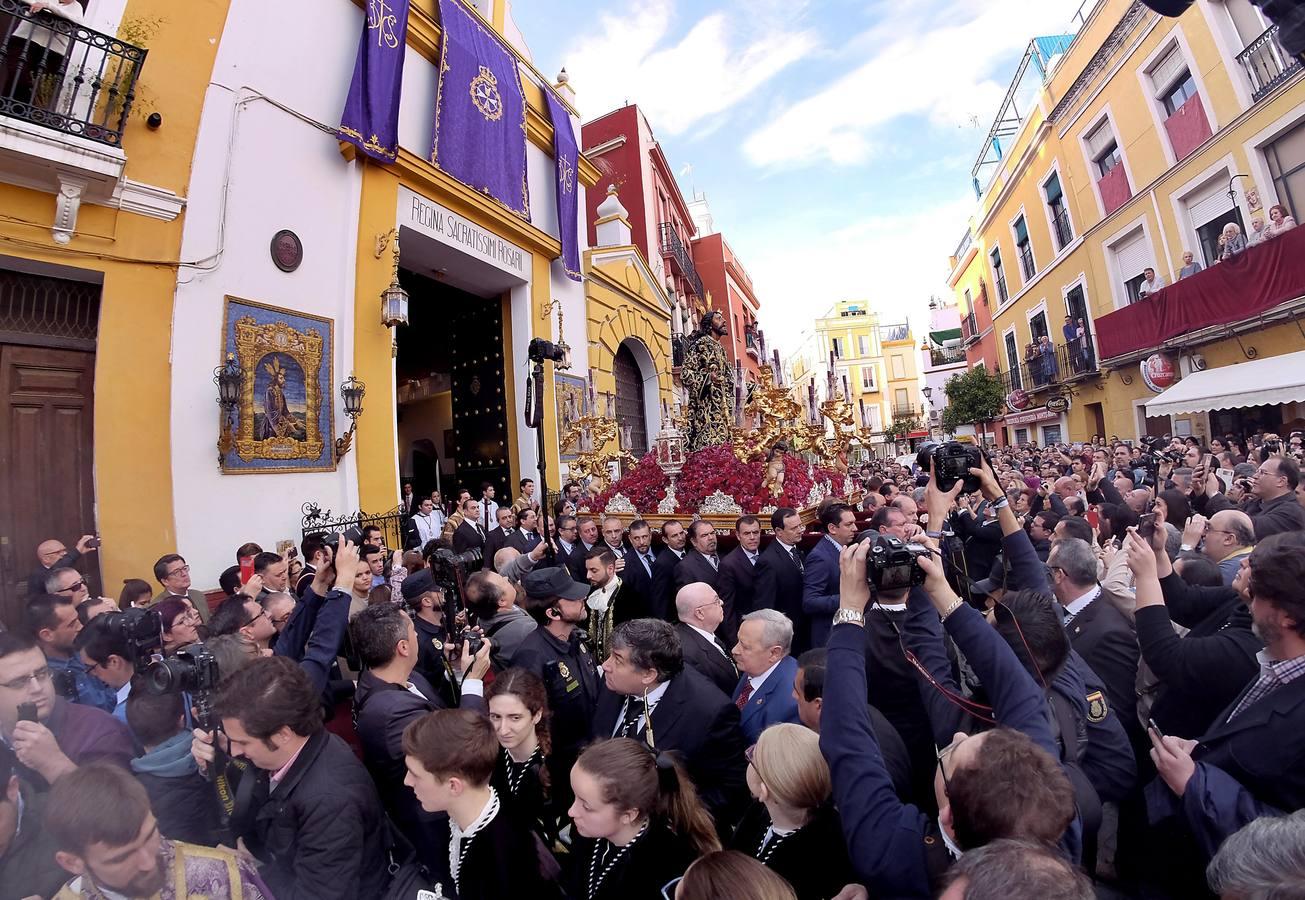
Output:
[612, 679, 671, 736]
[747, 657, 783, 695]
[687, 623, 730, 659]
[450, 788, 501, 889]
[588, 576, 622, 612]
[1062, 585, 1102, 626]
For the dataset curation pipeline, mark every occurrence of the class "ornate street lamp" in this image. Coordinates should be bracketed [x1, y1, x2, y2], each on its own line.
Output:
[335, 374, 366, 462]
[376, 228, 409, 356]
[214, 353, 243, 466]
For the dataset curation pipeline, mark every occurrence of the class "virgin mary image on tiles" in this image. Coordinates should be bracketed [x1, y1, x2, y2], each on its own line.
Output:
[256, 354, 308, 441]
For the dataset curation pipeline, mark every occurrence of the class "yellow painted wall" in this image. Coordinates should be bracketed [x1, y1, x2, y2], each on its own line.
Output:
[0, 0, 232, 591]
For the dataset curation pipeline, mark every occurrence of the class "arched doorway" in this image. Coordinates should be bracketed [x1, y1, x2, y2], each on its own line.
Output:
[613, 341, 650, 460]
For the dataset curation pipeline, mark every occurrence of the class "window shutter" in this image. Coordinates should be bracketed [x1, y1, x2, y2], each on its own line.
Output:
[1014, 217, 1029, 243]
[1187, 182, 1234, 229]
[1085, 120, 1114, 159]
[1150, 45, 1186, 95]
[1045, 172, 1063, 203]
[1113, 231, 1152, 281]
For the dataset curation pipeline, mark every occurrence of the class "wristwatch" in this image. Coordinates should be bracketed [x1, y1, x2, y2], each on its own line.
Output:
[832, 607, 866, 627]
[1180, 543, 1193, 552]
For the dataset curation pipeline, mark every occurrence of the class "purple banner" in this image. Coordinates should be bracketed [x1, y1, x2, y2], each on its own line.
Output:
[338, 0, 412, 162]
[544, 90, 582, 281]
[432, 0, 529, 218]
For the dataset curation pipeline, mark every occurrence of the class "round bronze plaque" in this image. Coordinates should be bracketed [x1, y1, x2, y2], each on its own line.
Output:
[270, 230, 303, 273]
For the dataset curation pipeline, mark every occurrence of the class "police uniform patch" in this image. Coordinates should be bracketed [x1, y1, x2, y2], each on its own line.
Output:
[1086, 690, 1108, 723]
[557, 662, 571, 680]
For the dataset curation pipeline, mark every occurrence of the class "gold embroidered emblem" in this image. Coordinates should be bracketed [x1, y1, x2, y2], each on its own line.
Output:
[557, 661, 571, 680]
[559, 156, 575, 194]
[1086, 690, 1108, 723]
[470, 66, 503, 122]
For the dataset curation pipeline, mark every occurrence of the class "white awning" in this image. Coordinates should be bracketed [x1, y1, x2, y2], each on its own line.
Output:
[1146, 349, 1305, 418]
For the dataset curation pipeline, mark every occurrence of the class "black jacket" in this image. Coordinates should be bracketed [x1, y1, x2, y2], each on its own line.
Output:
[1065, 591, 1140, 740]
[730, 802, 855, 900]
[592, 665, 748, 824]
[567, 821, 697, 900]
[411, 615, 456, 707]
[675, 620, 738, 696]
[506, 529, 543, 554]
[1241, 491, 1305, 539]
[1139, 573, 1262, 738]
[491, 745, 554, 844]
[453, 520, 487, 555]
[674, 549, 722, 595]
[242, 730, 389, 900]
[484, 526, 514, 563]
[622, 546, 658, 613]
[455, 801, 558, 900]
[649, 547, 686, 620]
[0, 784, 68, 900]
[717, 545, 758, 647]
[753, 541, 807, 652]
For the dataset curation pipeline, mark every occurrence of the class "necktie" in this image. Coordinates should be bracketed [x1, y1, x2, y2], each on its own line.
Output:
[709, 554, 719, 571]
[736, 681, 754, 710]
[619, 697, 644, 737]
[748, 552, 757, 566]
[641, 553, 653, 577]
[713, 635, 733, 663]
[790, 547, 804, 573]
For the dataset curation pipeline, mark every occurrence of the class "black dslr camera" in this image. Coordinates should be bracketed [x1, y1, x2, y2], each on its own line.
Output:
[429, 546, 484, 614]
[458, 626, 496, 659]
[858, 532, 931, 591]
[140, 643, 221, 730]
[917, 440, 987, 493]
[101, 607, 165, 664]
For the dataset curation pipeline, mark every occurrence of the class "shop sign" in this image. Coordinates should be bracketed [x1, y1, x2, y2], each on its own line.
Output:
[1005, 406, 1061, 426]
[1141, 353, 1177, 394]
[1046, 395, 1070, 413]
[397, 186, 529, 280]
[1007, 388, 1031, 411]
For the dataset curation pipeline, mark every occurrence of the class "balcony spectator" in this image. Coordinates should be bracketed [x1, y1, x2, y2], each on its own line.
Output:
[1247, 218, 1268, 246]
[1177, 250, 1203, 279]
[1138, 267, 1165, 299]
[1, 0, 86, 108]
[1219, 222, 1247, 260]
[1037, 334, 1058, 383]
[1265, 203, 1298, 239]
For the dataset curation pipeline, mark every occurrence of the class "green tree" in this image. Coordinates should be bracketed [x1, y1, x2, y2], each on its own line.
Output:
[886, 413, 923, 440]
[940, 366, 1006, 441]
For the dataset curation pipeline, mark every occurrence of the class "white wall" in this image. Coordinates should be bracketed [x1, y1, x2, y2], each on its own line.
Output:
[170, 0, 588, 585]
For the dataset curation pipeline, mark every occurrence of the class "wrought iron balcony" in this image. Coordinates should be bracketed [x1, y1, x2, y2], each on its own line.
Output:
[744, 327, 760, 358]
[928, 345, 967, 368]
[1237, 23, 1302, 102]
[1018, 244, 1036, 281]
[658, 222, 703, 299]
[891, 404, 922, 420]
[1003, 341, 1098, 396]
[954, 228, 973, 262]
[961, 310, 979, 345]
[0, 0, 147, 148]
[1051, 208, 1073, 249]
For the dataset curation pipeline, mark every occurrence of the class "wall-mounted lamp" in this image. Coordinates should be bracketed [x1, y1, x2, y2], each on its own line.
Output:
[335, 374, 366, 462]
[922, 386, 933, 403]
[376, 228, 409, 357]
[540, 298, 572, 370]
[214, 353, 243, 466]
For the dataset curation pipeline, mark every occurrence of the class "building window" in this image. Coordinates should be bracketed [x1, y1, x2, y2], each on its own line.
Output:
[894, 387, 910, 411]
[861, 366, 874, 390]
[831, 337, 843, 358]
[990, 248, 1008, 303]
[1044, 171, 1072, 249]
[1266, 117, 1305, 222]
[1014, 215, 1035, 281]
[866, 404, 881, 431]
[1042, 424, 1063, 445]
[1110, 228, 1153, 306]
[1085, 117, 1131, 216]
[1161, 69, 1199, 115]
[1004, 330, 1022, 389]
[891, 355, 906, 380]
[858, 335, 870, 357]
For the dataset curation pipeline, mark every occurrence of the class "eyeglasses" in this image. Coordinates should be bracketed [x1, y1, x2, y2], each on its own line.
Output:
[694, 597, 724, 611]
[0, 666, 52, 692]
[165, 565, 191, 577]
[661, 877, 683, 900]
[937, 740, 959, 794]
[271, 611, 293, 626]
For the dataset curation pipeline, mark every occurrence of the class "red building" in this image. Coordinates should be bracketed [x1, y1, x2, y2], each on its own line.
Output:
[691, 228, 764, 383]
[582, 104, 703, 339]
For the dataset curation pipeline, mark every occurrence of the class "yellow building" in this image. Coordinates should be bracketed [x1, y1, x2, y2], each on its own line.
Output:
[787, 301, 922, 455]
[947, 0, 1305, 445]
[0, 0, 603, 612]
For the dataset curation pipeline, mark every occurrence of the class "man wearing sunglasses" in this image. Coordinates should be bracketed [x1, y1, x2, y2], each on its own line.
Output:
[0, 632, 134, 790]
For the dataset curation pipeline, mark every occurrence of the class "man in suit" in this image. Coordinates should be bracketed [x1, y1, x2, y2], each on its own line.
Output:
[452, 497, 488, 557]
[622, 519, 658, 611]
[601, 516, 629, 560]
[568, 518, 600, 582]
[718, 515, 761, 647]
[1143, 532, 1305, 896]
[483, 507, 517, 562]
[650, 520, 689, 621]
[584, 548, 646, 658]
[730, 609, 801, 743]
[675, 521, 722, 595]
[553, 513, 579, 565]
[151, 553, 212, 623]
[593, 618, 747, 824]
[674, 582, 737, 695]
[802, 503, 858, 649]
[1048, 537, 1140, 739]
[754, 508, 808, 652]
[506, 508, 543, 554]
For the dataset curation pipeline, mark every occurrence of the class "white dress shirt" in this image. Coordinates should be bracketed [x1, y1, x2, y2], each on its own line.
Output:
[613, 679, 670, 736]
[687, 622, 730, 658]
[746, 658, 783, 695]
[1062, 585, 1101, 625]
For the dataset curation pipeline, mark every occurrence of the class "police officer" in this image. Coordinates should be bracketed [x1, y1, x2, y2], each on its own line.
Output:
[513, 567, 599, 823]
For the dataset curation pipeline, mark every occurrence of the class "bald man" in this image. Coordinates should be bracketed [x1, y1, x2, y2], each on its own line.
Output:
[1125, 489, 1152, 516]
[674, 582, 736, 695]
[1191, 509, 1256, 586]
[28, 535, 96, 597]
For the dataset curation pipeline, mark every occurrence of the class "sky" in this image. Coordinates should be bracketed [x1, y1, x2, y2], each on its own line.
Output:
[512, 0, 1092, 357]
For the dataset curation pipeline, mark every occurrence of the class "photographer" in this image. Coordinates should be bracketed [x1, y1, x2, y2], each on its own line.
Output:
[24, 593, 117, 713]
[820, 510, 1077, 896]
[272, 539, 361, 697]
[464, 568, 537, 668]
[190, 655, 389, 900]
[74, 615, 136, 720]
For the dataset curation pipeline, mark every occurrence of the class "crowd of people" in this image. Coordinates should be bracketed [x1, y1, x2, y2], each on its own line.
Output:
[3, 431, 1305, 899]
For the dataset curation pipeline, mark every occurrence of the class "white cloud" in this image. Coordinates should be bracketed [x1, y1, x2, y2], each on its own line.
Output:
[750, 194, 975, 358]
[563, 0, 818, 135]
[743, 0, 1085, 169]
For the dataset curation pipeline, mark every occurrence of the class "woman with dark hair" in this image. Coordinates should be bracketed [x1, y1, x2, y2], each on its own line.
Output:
[155, 596, 201, 653]
[567, 737, 720, 900]
[673, 851, 796, 900]
[119, 578, 154, 609]
[1155, 489, 1190, 530]
[487, 667, 555, 843]
[1098, 502, 1138, 547]
[729, 723, 855, 899]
